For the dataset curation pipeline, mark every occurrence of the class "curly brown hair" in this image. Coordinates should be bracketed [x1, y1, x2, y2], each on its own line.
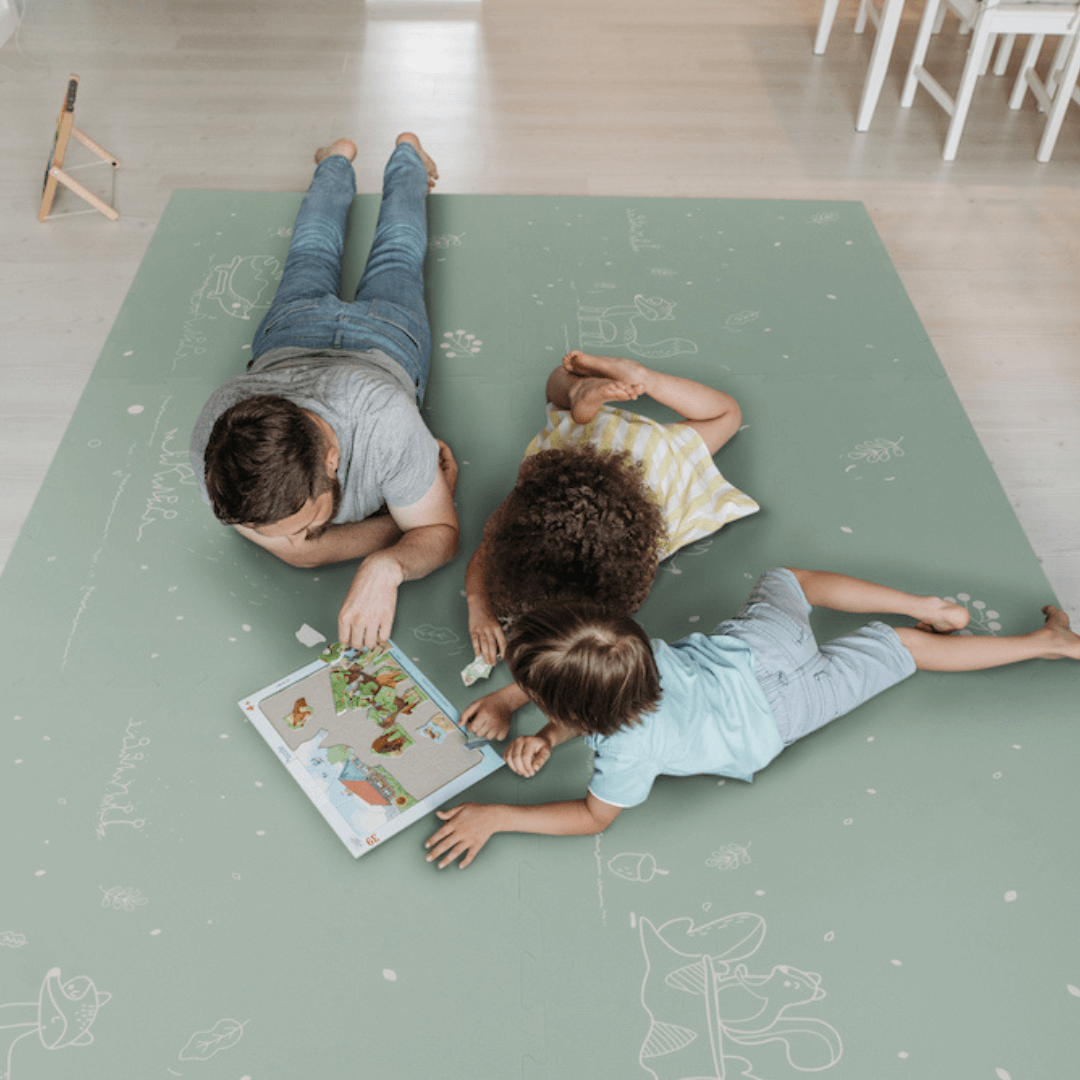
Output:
[482, 444, 666, 620]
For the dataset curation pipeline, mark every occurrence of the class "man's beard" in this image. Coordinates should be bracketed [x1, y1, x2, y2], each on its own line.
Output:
[305, 476, 342, 541]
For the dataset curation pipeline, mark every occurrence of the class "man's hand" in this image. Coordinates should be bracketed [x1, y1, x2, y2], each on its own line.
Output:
[337, 549, 405, 650]
[503, 734, 552, 777]
[425, 803, 504, 868]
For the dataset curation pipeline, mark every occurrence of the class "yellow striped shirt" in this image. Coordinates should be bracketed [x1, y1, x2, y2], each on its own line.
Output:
[524, 404, 759, 559]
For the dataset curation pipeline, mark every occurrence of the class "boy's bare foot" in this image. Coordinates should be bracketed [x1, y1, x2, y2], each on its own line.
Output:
[563, 350, 649, 394]
[395, 132, 438, 191]
[913, 597, 970, 635]
[566, 376, 641, 424]
[1039, 605, 1080, 659]
[314, 139, 357, 164]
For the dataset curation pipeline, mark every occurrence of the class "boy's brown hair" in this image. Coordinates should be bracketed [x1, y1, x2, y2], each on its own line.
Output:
[482, 444, 665, 621]
[506, 601, 661, 736]
[203, 395, 335, 526]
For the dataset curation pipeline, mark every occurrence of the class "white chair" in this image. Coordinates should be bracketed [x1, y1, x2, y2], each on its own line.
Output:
[902, 0, 1080, 159]
[815, 0, 984, 131]
[1009, 23, 1080, 159]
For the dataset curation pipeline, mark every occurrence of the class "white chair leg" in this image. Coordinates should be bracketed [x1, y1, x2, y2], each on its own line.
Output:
[992, 33, 1016, 76]
[1046, 32, 1074, 96]
[855, 0, 870, 35]
[1037, 30, 1080, 161]
[815, 0, 842, 54]
[902, 0, 944, 106]
[1010, 35, 1045, 109]
[855, 0, 906, 130]
[943, 19, 996, 159]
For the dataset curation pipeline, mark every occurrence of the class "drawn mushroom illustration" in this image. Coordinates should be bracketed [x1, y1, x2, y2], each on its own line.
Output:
[0, 967, 111, 1080]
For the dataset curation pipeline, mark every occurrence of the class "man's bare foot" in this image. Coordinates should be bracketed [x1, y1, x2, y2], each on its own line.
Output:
[1039, 605, 1080, 659]
[315, 139, 357, 164]
[913, 597, 970, 635]
[563, 350, 649, 394]
[566, 377, 641, 424]
[396, 132, 438, 191]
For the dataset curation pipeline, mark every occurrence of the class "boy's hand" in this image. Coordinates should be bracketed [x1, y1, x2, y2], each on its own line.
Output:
[426, 803, 502, 868]
[504, 734, 552, 778]
[460, 692, 514, 741]
[467, 599, 506, 666]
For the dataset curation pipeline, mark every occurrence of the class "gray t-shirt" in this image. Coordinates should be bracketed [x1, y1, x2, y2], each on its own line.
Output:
[189, 348, 438, 523]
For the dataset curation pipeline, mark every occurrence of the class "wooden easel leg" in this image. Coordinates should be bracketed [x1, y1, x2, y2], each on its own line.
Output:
[72, 126, 120, 168]
[47, 166, 120, 221]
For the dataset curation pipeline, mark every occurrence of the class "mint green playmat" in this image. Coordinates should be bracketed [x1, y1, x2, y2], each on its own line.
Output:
[2, 192, 1077, 1079]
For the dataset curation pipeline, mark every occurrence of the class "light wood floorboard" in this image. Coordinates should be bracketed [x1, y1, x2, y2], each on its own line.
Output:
[1, 0, 1077, 611]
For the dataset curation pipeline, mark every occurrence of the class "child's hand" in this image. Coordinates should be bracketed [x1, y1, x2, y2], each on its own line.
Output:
[426, 803, 502, 868]
[504, 734, 552, 778]
[468, 599, 507, 666]
[461, 693, 514, 741]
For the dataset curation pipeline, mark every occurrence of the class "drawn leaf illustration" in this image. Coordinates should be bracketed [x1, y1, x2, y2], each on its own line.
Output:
[179, 1018, 248, 1061]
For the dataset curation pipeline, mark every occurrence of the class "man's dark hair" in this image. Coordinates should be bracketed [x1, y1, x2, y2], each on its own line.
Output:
[482, 444, 665, 621]
[506, 601, 661, 736]
[203, 395, 330, 526]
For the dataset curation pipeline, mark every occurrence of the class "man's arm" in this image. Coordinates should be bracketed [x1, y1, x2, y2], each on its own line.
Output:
[425, 792, 623, 869]
[337, 461, 460, 649]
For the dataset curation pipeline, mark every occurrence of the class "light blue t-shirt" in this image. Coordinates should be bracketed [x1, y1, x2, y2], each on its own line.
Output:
[583, 635, 783, 808]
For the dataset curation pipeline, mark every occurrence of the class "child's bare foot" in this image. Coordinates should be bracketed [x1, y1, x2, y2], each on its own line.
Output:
[566, 376, 641, 424]
[913, 597, 970, 635]
[1039, 605, 1080, 659]
[395, 132, 438, 190]
[563, 350, 649, 395]
[314, 139, 357, 164]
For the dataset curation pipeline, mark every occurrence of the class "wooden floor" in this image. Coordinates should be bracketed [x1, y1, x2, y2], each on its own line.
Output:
[1, 0, 1077, 612]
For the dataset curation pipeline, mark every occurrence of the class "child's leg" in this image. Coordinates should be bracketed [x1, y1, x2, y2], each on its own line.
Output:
[556, 351, 741, 453]
[785, 567, 1080, 671]
[895, 607, 1080, 670]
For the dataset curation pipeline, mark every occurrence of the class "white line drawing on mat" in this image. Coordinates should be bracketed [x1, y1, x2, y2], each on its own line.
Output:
[95, 718, 150, 840]
[99, 886, 149, 912]
[578, 295, 698, 361]
[178, 1018, 249, 1061]
[59, 585, 95, 674]
[439, 330, 483, 357]
[202, 255, 281, 320]
[410, 624, 461, 647]
[138, 429, 197, 542]
[847, 437, 904, 464]
[638, 911, 843, 1079]
[809, 210, 841, 225]
[660, 539, 714, 577]
[595, 836, 607, 926]
[705, 843, 751, 872]
[650, 267, 678, 278]
[722, 311, 761, 333]
[428, 233, 464, 249]
[627, 209, 661, 252]
[943, 594, 1002, 636]
[609, 853, 670, 883]
[0, 935, 26, 950]
[0, 967, 111, 1080]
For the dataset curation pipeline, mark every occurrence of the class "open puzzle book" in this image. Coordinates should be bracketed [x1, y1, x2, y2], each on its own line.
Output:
[240, 641, 504, 857]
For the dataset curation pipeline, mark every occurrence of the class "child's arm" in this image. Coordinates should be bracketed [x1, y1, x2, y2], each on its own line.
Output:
[425, 792, 622, 869]
[460, 682, 530, 741]
[465, 530, 507, 665]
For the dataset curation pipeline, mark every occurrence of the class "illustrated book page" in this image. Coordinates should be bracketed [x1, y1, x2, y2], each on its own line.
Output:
[239, 641, 503, 857]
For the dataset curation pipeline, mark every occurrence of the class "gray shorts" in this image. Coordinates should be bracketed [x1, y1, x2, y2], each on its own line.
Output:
[714, 568, 916, 745]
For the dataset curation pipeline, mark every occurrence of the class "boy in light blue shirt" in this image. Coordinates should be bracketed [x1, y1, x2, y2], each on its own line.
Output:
[425, 567, 1080, 868]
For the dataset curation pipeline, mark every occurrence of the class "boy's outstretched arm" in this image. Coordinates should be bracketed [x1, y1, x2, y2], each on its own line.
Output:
[425, 793, 622, 869]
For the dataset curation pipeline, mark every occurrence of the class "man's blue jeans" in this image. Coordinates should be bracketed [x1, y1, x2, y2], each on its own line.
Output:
[251, 143, 432, 401]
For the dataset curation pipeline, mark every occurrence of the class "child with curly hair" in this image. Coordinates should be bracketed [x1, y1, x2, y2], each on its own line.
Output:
[427, 567, 1080, 868]
[465, 351, 759, 665]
